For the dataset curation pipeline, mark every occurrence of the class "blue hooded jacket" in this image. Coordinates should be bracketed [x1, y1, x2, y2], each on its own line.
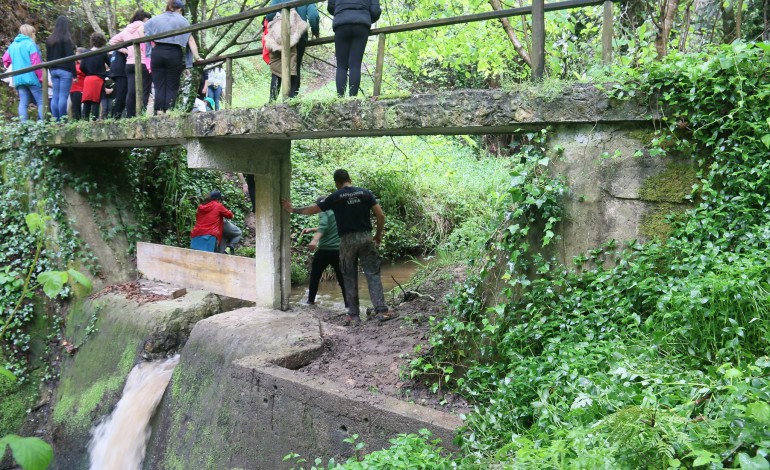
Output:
[2, 34, 43, 87]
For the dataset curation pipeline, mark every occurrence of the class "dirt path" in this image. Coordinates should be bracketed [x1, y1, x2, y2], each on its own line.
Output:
[296, 265, 471, 415]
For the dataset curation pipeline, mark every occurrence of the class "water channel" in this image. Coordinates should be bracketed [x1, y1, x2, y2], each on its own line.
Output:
[288, 258, 425, 309]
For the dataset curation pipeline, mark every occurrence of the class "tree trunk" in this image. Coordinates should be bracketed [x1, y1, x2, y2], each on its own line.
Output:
[735, 0, 743, 38]
[721, 0, 736, 42]
[489, 0, 532, 67]
[81, 0, 104, 35]
[654, 0, 680, 58]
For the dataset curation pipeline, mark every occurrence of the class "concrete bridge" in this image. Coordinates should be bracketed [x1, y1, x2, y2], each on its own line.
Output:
[50, 86, 657, 311]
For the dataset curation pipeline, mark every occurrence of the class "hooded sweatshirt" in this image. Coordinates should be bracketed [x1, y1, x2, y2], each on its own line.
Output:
[2, 34, 43, 87]
[109, 21, 151, 68]
[190, 200, 233, 242]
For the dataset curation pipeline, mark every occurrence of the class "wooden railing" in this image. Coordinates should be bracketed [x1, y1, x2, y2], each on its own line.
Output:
[0, 0, 618, 116]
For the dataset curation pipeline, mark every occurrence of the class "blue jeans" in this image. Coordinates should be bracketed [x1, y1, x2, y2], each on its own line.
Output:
[17, 85, 43, 121]
[207, 85, 222, 110]
[50, 69, 73, 120]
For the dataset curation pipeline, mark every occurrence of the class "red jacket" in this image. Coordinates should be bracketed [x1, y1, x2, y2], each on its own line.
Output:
[70, 63, 86, 93]
[190, 200, 233, 242]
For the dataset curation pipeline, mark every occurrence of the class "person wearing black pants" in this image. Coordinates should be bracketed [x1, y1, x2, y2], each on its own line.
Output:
[109, 50, 128, 118]
[143, 0, 202, 113]
[302, 204, 348, 307]
[328, 0, 381, 97]
[126, 65, 151, 117]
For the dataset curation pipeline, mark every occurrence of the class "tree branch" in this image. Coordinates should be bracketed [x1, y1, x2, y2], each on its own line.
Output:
[489, 0, 532, 67]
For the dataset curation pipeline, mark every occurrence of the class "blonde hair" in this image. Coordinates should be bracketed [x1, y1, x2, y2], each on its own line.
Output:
[19, 24, 36, 37]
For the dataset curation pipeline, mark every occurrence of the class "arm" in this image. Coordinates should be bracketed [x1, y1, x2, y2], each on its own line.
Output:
[308, 231, 323, 251]
[281, 198, 322, 215]
[327, 0, 336, 16]
[221, 206, 234, 219]
[109, 30, 126, 46]
[372, 203, 385, 245]
[30, 47, 43, 82]
[188, 35, 201, 61]
[307, 4, 320, 37]
[370, 0, 381, 24]
[2, 51, 10, 69]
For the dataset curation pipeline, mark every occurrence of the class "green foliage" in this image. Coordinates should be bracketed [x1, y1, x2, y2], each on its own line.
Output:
[403, 42, 770, 468]
[0, 434, 53, 470]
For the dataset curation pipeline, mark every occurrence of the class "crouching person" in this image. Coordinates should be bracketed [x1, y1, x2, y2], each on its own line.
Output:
[190, 190, 233, 252]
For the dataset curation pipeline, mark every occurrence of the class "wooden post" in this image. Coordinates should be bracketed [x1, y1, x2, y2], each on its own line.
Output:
[531, 0, 545, 80]
[134, 43, 143, 116]
[602, 0, 613, 64]
[373, 34, 386, 97]
[280, 7, 291, 100]
[41, 67, 49, 119]
[225, 57, 233, 108]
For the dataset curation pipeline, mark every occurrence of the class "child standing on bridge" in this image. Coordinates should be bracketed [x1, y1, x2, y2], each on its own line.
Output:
[80, 32, 110, 120]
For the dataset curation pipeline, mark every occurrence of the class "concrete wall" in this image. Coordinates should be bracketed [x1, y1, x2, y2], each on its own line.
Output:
[145, 309, 462, 470]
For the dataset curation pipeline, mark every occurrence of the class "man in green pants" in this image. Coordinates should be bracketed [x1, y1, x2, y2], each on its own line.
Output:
[282, 169, 397, 326]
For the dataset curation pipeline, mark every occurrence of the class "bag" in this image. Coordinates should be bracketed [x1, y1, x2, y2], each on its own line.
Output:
[264, 9, 308, 53]
[262, 18, 270, 64]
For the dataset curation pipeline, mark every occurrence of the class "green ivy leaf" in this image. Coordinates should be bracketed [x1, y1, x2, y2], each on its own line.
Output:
[737, 452, 770, 470]
[0, 435, 53, 470]
[761, 134, 770, 149]
[0, 367, 16, 383]
[746, 402, 770, 423]
[37, 271, 68, 299]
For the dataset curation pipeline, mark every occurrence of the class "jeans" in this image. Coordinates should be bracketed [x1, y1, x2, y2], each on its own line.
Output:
[207, 85, 222, 110]
[50, 68, 73, 120]
[17, 84, 43, 121]
[151, 43, 185, 113]
[339, 231, 387, 317]
[334, 24, 370, 97]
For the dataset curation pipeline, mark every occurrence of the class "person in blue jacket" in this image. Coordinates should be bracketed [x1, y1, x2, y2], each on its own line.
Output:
[265, 0, 320, 98]
[328, 0, 380, 97]
[2, 24, 44, 121]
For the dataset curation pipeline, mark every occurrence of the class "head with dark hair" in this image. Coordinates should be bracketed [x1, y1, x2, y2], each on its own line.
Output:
[90, 32, 107, 48]
[130, 9, 152, 23]
[166, 0, 185, 12]
[46, 16, 73, 47]
[333, 169, 351, 187]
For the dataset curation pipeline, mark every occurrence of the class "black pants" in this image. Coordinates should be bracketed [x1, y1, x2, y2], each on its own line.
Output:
[82, 100, 100, 121]
[308, 249, 348, 306]
[245, 174, 255, 212]
[69, 92, 82, 120]
[334, 24, 370, 97]
[110, 76, 128, 118]
[269, 37, 307, 102]
[151, 43, 185, 113]
[126, 64, 152, 118]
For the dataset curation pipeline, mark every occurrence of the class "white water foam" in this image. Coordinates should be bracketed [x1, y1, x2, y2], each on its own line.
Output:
[87, 355, 179, 470]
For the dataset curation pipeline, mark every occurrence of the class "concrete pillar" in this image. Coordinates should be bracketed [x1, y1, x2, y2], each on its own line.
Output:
[186, 138, 292, 310]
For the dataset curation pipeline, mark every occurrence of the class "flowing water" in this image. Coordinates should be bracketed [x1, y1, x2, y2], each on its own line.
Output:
[289, 257, 426, 309]
[87, 355, 180, 470]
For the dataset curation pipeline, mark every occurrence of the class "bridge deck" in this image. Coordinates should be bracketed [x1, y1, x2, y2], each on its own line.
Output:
[49, 86, 654, 148]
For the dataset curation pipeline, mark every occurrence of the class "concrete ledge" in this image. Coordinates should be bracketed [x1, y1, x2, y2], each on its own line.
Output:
[49, 85, 655, 148]
[145, 308, 462, 469]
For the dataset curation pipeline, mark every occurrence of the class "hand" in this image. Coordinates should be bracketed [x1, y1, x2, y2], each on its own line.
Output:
[308, 240, 318, 251]
[194, 56, 203, 62]
[281, 198, 293, 213]
[242, 183, 249, 195]
[312, 33, 319, 40]
[374, 233, 382, 246]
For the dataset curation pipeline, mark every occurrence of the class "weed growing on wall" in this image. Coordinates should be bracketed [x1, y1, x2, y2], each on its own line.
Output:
[407, 42, 770, 468]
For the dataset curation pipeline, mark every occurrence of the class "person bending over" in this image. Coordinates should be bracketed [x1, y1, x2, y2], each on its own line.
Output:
[190, 190, 233, 252]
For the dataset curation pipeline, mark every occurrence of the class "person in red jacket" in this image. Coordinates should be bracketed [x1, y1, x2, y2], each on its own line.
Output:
[190, 190, 233, 252]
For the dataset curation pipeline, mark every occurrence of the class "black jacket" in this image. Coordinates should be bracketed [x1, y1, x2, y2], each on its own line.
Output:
[328, 0, 381, 31]
[46, 40, 77, 75]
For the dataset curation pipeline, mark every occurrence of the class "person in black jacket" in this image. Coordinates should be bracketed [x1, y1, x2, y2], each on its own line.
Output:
[80, 33, 110, 120]
[45, 16, 77, 120]
[109, 48, 128, 118]
[328, 0, 380, 97]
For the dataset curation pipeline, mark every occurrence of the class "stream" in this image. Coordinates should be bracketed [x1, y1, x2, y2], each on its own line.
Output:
[289, 258, 425, 309]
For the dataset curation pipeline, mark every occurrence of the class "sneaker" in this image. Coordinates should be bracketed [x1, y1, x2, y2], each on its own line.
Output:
[376, 311, 400, 323]
[343, 315, 361, 326]
[225, 246, 235, 255]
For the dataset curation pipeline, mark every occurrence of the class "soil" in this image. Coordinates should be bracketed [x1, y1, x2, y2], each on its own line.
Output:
[295, 265, 472, 416]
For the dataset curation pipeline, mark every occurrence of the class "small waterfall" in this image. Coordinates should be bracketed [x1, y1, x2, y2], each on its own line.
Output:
[87, 355, 180, 470]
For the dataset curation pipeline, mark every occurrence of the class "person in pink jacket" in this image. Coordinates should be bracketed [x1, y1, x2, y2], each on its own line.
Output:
[109, 9, 152, 118]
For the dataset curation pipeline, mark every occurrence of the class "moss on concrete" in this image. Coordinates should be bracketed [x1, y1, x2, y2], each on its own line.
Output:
[640, 203, 689, 240]
[639, 162, 697, 203]
[0, 352, 40, 436]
